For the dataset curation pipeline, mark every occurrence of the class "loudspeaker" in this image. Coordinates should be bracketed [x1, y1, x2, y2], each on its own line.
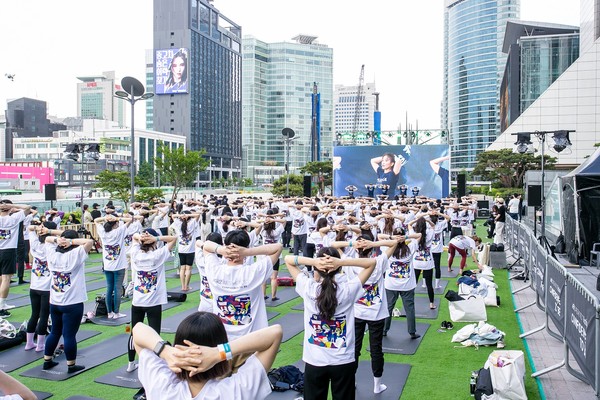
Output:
[44, 184, 57, 201]
[528, 185, 542, 207]
[303, 176, 312, 197]
[457, 174, 466, 198]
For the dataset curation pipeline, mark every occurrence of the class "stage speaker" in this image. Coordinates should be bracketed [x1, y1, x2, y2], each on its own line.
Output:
[457, 174, 467, 198]
[303, 176, 312, 197]
[44, 184, 57, 201]
[528, 185, 542, 207]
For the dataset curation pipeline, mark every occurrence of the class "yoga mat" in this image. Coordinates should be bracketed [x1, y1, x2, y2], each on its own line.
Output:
[291, 302, 304, 311]
[20, 334, 129, 381]
[86, 279, 107, 291]
[6, 292, 28, 301]
[0, 329, 101, 373]
[380, 321, 430, 355]
[397, 296, 441, 319]
[266, 288, 299, 307]
[270, 313, 304, 342]
[415, 279, 449, 295]
[267, 310, 280, 320]
[95, 364, 142, 389]
[441, 268, 459, 278]
[161, 307, 198, 333]
[167, 285, 200, 295]
[65, 397, 103, 400]
[0, 389, 53, 400]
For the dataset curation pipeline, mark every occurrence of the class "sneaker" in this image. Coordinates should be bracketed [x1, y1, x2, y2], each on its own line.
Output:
[0, 309, 10, 317]
[271, 297, 280, 301]
[127, 361, 138, 372]
[2, 304, 15, 310]
[113, 313, 127, 319]
[107, 312, 115, 319]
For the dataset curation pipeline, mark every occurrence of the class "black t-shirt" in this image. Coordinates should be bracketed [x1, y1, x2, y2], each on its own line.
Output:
[376, 166, 400, 197]
[90, 209, 101, 220]
[496, 205, 506, 223]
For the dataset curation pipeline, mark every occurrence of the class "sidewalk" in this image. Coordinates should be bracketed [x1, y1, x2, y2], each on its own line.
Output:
[509, 254, 596, 399]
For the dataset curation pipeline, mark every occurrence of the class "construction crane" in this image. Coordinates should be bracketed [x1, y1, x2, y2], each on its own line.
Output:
[352, 64, 365, 145]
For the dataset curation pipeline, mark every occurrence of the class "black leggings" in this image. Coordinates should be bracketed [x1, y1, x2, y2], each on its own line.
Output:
[433, 252, 442, 279]
[128, 304, 162, 362]
[27, 289, 50, 335]
[414, 269, 434, 302]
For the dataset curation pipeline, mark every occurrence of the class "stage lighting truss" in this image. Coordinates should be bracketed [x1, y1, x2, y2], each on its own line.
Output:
[62, 143, 101, 162]
[550, 130, 573, 154]
[335, 129, 448, 145]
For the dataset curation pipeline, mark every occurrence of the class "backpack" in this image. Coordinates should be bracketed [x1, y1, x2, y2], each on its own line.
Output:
[267, 365, 304, 393]
[474, 367, 494, 400]
[555, 233, 566, 254]
[94, 294, 107, 317]
[445, 290, 464, 302]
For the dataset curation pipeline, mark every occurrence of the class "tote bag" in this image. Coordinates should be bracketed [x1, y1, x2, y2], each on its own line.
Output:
[448, 295, 487, 322]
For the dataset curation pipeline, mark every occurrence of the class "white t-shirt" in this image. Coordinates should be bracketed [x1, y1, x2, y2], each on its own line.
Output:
[29, 237, 54, 291]
[431, 219, 448, 253]
[411, 229, 435, 270]
[196, 251, 223, 313]
[124, 221, 143, 249]
[346, 254, 389, 321]
[296, 272, 362, 367]
[508, 198, 520, 213]
[385, 241, 418, 291]
[205, 257, 272, 341]
[138, 350, 271, 400]
[22, 214, 33, 241]
[449, 235, 476, 250]
[172, 219, 199, 254]
[157, 206, 170, 228]
[0, 210, 25, 250]
[96, 222, 128, 271]
[260, 224, 284, 245]
[308, 231, 335, 256]
[289, 208, 307, 235]
[46, 246, 88, 305]
[130, 244, 170, 307]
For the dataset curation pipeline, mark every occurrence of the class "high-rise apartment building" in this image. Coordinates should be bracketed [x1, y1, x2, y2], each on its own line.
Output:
[242, 35, 333, 184]
[334, 82, 377, 145]
[76, 71, 125, 126]
[442, 0, 519, 170]
[4, 98, 54, 160]
[145, 49, 155, 130]
[153, 0, 242, 182]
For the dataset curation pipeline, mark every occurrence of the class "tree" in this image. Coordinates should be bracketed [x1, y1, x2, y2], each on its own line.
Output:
[239, 178, 253, 188]
[299, 160, 333, 195]
[472, 149, 556, 188]
[153, 142, 209, 202]
[272, 174, 306, 196]
[134, 187, 165, 205]
[137, 161, 154, 187]
[95, 170, 143, 207]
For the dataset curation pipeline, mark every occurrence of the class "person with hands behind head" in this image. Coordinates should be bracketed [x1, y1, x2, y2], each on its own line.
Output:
[133, 313, 282, 400]
[125, 229, 176, 373]
[284, 248, 376, 400]
[42, 230, 94, 374]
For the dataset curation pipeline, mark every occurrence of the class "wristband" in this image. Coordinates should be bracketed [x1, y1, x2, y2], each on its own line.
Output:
[348, 241, 353, 248]
[223, 342, 233, 360]
[294, 256, 299, 267]
[217, 344, 227, 361]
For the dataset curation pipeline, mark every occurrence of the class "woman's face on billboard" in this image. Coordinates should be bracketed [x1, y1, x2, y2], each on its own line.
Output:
[171, 56, 185, 82]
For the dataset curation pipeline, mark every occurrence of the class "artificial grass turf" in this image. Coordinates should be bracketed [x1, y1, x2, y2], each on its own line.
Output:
[7, 221, 542, 399]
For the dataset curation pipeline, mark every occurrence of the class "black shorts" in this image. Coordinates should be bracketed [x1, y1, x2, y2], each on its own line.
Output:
[272, 259, 280, 271]
[178, 252, 195, 266]
[0, 249, 17, 275]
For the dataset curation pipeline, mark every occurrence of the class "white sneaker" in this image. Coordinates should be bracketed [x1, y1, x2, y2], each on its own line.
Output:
[107, 312, 115, 319]
[114, 313, 127, 319]
[2, 304, 15, 310]
[127, 361, 138, 372]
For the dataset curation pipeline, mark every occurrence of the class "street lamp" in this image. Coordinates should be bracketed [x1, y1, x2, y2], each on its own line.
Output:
[63, 143, 100, 216]
[114, 76, 154, 205]
[281, 128, 296, 196]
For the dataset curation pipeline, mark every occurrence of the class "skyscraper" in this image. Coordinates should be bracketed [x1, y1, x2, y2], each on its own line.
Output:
[76, 71, 125, 126]
[442, 0, 519, 170]
[153, 0, 242, 182]
[242, 35, 333, 185]
[334, 82, 377, 145]
[4, 98, 52, 160]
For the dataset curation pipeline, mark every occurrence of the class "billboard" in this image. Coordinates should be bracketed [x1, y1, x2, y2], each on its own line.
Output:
[333, 144, 450, 198]
[155, 48, 189, 94]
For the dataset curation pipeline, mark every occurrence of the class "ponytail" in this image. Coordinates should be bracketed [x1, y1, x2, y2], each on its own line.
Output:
[315, 247, 341, 320]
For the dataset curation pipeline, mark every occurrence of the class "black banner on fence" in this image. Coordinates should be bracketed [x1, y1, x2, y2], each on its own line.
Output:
[565, 276, 597, 387]
[533, 243, 546, 299]
[546, 258, 566, 337]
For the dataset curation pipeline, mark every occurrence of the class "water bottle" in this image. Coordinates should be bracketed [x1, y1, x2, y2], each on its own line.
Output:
[469, 371, 478, 396]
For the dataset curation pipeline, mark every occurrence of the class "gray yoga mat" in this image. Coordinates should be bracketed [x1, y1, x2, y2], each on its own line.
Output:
[270, 312, 304, 342]
[266, 361, 410, 400]
[0, 329, 101, 373]
[266, 288, 299, 307]
[86, 279, 107, 291]
[20, 334, 129, 381]
[161, 307, 198, 333]
[95, 364, 142, 389]
[291, 302, 304, 311]
[415, 279, 449, 295]
[0, 390, 52, 400]
[396, 296, 441, 319]
[267, 310, 280, 320]
[380, 321, 430, 355]
[441, 268, 459, 278]
[168, 285, 200, 295]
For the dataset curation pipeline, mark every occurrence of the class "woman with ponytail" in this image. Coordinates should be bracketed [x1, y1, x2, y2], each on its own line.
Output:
[284, 248, 376, 400]
[408, 216, 436, 310]
[170, 211, 200, 292]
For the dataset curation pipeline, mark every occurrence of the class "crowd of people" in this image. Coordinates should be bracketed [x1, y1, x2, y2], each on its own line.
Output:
[0, 192, 508, 400]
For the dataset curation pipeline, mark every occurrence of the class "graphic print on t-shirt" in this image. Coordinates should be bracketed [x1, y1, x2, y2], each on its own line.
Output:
[52, 271, 72, 292]
[216, 294, 252, 325]
[0, 229, 11, 240]
[308, 314, 347, 349]
[293, 218, 304, 228]
[414, 247, 431, 261]
[357, 282, 382, 306]
[179, 233, 192, 246]
[388, 260, 411, 279]
[104, 243, 121, 261]
[135, 270, 158, 294]
[124, 234, 133, 247]
[432, 232, 442, 247]
[200, 275, 212, 299]
[33, 258, 49, 277]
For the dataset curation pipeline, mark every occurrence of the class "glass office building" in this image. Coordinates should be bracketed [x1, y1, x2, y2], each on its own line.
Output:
[443, 0, 519, 170]
[242, 35, 333, 184]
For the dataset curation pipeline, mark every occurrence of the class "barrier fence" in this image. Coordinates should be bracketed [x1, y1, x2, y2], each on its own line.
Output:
[504, 217, 600, 396]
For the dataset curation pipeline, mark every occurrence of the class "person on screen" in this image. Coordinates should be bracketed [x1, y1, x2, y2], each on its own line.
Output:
[430, 155, 450, 197]
[370, 147, 410, 198]
[165, 49, 188, 93]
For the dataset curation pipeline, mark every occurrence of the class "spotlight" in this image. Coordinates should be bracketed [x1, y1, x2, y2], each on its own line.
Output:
[514, 133, 532, 154]
[63, 144, 80, 161]
[551, 130, 572, 153]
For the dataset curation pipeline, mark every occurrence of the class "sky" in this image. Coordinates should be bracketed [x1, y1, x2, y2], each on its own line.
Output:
[0, 0, 581, 131]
